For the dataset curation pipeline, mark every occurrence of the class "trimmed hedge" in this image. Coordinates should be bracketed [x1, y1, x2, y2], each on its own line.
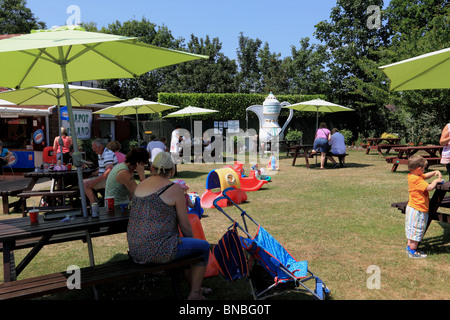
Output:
[158, 92, 325, 121]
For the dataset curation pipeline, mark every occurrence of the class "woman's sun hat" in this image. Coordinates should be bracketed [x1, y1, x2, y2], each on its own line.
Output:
[152, 152, 174, 174]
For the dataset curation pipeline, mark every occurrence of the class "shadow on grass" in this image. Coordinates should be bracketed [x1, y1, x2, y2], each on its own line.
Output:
[39, 252, 324, 300]
[174, 170, 209, 179]
[421, 222, 450, 255]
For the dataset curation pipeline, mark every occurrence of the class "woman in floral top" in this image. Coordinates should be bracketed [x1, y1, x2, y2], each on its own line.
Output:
[127, 152, 210, 300]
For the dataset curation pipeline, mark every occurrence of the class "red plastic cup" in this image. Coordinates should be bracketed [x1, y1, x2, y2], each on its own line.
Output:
[67, 163, 72, 170]
[29, 210, 39, 224]
[105, 197, 114, 214]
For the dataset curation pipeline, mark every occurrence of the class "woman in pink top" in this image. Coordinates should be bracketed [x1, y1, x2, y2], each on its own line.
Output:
[310, 122, 331, 170]
[107, 140, 126, 163]
[53, 127, 72, 164]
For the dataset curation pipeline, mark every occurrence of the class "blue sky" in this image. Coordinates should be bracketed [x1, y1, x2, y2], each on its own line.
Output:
[26, 0, 383, 60]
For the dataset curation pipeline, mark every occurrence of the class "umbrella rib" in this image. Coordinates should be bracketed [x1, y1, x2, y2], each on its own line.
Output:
[16, 50, 45, 89]
[391, 57, 450, 91]
[18, 88, 48, 105]
[66, 43, 102, 63]
[87, 46, 138, 77]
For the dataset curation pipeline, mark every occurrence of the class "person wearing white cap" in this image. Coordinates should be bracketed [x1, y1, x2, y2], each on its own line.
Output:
[127, 152, 210, 300]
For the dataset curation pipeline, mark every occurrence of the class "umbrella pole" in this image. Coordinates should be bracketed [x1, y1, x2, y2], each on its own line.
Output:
[135, 108, 141, 147]
[58, 52, 89, 219]
[59, 56, 98, 300]
[56, 95, 64, 163]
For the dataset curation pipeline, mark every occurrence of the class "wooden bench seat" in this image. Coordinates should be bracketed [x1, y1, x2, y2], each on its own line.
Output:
[17, 190, 79, 215]
[0, 188, 26, 214]
[308, 152, 348, 167]
[0, 254, 203, 300]
[391, 200, 450, 223]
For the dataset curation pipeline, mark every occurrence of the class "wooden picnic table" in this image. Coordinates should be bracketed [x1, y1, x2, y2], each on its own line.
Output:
[277, 140, 301, 156]
[365, 137, 405, 155]
[18, 169, 97, 215]
[289, 144, 349, 169]
[391, 181, 450, 238]
[289, 144, 315, 168]
[0, 206, 128, 283]
[385, 145, 443, 172]
[0, 179, 32, 215]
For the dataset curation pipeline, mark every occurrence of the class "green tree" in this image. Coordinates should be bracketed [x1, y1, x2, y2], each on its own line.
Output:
[98, 18, 183, 101]
[346, 0, 450, 142]
[285, 37, 330, 95]
[162, 34, 238, 93]
[236, 32, 263, 93]
[0, 0, 45, 34]
[314, 0, 392, 136]
[384, 1, 450, 142]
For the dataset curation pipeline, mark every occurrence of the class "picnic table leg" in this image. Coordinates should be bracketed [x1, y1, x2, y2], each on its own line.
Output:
[377, 148, 384, 156]
[291, 154, 297, 166]
[85, 231, 100, 300]
[15, 234, 52, 279]
[391, 162, 399, 172]
[2, 241, 16, 282]
[303, 150, 310, 169]
[425, 188, 446, 236]
[2, 194, 9, 214]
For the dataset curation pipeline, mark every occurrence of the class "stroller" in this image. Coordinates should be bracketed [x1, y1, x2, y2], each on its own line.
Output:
[213, 187, 330, 300]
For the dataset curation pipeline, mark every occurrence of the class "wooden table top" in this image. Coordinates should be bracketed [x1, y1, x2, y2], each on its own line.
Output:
[0, 208, 128, 243]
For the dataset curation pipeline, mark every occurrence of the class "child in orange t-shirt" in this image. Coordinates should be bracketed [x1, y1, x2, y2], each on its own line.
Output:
[405, 155, 442, 258]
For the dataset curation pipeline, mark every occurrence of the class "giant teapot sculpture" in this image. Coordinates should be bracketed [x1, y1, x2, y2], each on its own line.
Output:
[246, 93, 293, 150]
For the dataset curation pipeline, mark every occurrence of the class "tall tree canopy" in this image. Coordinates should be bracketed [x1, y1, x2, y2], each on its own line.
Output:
[0, 0, 45, 34]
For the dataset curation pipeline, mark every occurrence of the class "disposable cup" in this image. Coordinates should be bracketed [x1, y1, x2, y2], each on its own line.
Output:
[29, 210, 39, 223]
[105, 197, 114, 214]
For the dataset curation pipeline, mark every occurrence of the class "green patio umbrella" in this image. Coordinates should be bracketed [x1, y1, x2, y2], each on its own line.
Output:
[94, 97, 178, 146]
[0, 84, 122, 160]
[379, 47, 450, 91]
[284, 99, 354, 131]
[163, 105, 219, 135]
[0, 25, 208, 218]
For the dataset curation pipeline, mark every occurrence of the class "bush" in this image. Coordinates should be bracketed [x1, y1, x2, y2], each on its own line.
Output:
[285, 129, 303, 141]
[340, 129, 353, 145]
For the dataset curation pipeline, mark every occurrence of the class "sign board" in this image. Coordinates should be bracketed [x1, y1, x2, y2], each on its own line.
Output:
[227, 120, 240, 133]
[62, 109, 92, 140]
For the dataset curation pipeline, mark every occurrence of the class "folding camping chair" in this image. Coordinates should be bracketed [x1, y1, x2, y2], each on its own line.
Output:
[213, 187, 330, 300]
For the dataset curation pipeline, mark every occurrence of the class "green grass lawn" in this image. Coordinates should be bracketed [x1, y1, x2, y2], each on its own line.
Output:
[2, 148, 449, 300]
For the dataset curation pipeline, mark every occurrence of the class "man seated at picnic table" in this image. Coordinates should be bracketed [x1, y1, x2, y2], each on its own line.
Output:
[327, 128, 346, 168]
[83, 138, 118, 205]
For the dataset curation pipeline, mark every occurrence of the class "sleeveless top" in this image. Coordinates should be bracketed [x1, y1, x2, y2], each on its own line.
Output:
[105, 163, 130, 204]
[127, 183, 177, 264]
[441, 123, 450, 164]
[55, 136, 71, 153]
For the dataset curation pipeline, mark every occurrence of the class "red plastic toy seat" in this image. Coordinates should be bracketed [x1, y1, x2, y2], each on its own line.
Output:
[43, 146, 57, 164]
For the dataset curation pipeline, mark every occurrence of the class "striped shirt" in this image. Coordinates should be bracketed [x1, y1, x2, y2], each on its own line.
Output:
[99, 147, 118, 175]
